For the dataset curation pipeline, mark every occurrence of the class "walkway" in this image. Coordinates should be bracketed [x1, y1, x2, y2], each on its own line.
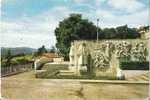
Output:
[1, 71, 149, 100]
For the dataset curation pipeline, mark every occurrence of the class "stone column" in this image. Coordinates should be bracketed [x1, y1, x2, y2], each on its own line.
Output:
[77, 43, 88, 75]
[69, 43, 75, 71]
[113, 48, 125, 79]
[34, 59, 40, 70]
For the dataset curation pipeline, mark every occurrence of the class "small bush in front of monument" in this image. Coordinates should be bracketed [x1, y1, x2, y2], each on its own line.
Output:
[80, 69, 88, 75]
[117, 74, 125, 80]
[120, 61, 149, 70]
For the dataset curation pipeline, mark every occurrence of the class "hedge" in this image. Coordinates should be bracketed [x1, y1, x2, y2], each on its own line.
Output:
[1, 58, 33, 67]
[120, 61, 149, 70]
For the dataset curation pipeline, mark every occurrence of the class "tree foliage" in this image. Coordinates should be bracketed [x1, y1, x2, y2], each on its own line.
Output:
[5, 49, 12, 66]
[49, 46, 56, 53]
[34, 45, 47, 57]
[55, 14, 140, 60]
[102, 25, 140, 39]
[55, 14, 98, 60]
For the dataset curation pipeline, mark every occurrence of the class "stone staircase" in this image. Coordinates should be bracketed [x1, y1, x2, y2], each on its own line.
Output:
[59, 70, 76, 76]
[127, 72, 149, 81]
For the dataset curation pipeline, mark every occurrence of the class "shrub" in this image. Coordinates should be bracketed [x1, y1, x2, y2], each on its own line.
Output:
[1, 61, 7, 67]
[35, 57, 57, 70]
[120, 61, 149, 70]
[16, 59, 29, 64]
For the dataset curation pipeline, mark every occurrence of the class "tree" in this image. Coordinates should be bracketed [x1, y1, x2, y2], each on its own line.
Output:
[35, 45, 47, 56]
[102, 25, 140, 39]
[55, 14, 98, 60]
[115, 25, 140, 39]
[49, 46, 56, 53]
[54, 14, 140, 60]
[5, 49, 12, 66]
[103, 28, 117, 39]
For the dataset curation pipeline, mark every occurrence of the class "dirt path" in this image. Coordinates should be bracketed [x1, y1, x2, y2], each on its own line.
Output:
[2, 71, 149, 100]
[4, 70, 36, 79]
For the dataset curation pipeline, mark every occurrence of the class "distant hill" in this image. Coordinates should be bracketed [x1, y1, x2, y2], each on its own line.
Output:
[1, 47, 37, 57]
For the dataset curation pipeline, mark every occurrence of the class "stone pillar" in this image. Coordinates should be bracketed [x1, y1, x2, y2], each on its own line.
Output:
[69, 42, 75, 71]
[34, 59, 40, 70]
[77, 43, 88, 75]
[78, 55, 82, 75]
[113, 49, 125, 79]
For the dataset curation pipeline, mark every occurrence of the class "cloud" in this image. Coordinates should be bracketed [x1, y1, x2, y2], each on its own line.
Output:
[95, 8, 149, 28]
[95, 0, 106, 6]
[107, 0, 144, 13]
[1, 6, 73, 48]
[1, 16, 57, 48]
[1, 1, 148, 48]
[73, 0, 87, 3]
[1, 20, 56, 48]
[107, 0, 145, 13]
[1, 32, 55, 48]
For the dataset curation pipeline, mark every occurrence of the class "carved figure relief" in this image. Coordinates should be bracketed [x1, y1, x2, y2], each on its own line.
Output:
[131, 42, 147, 61]
[69, 40, 148, 75]
[93, 48, 110, 71]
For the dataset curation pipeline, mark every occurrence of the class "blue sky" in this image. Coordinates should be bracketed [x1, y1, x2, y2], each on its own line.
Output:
[1, 0, 149, 48]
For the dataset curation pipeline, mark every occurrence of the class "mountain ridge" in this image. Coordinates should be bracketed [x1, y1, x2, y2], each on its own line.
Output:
[1, 47, 37, 57]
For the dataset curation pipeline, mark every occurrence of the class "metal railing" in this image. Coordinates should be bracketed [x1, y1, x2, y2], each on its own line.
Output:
[1, 62, 33, 77]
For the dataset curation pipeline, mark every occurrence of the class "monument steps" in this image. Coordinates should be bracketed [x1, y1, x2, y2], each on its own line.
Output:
[59, 70, 76, 76]
[127, 72, 149, 81]
[140, 75, 148, 80]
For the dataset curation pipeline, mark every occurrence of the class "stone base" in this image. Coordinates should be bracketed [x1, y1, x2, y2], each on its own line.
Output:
[59, 70, 76, 76]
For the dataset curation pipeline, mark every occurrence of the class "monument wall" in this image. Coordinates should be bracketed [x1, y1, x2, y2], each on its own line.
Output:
[69, 39, 149, 78]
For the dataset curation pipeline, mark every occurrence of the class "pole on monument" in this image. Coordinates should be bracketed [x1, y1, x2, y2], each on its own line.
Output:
[148, 1, 150, 98]
[97, 18, 99, 43]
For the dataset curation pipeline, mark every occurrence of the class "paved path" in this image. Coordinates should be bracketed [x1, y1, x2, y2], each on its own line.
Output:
[1, 71, 149, 100]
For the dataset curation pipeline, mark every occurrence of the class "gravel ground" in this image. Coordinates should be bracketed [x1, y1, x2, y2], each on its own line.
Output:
[1, 71, 149, 100]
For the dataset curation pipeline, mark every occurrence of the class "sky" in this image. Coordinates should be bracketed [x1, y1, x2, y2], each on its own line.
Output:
[1, 0, 149, 49]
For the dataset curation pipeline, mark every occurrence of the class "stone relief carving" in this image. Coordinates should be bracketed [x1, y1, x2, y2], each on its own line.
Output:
[115, 41, 131, 61]
[92, 41, 114, 71]
[91, 41, 148, 71]
[69, 40, 148, 75]
[131, 42, 147, 61]
[93, 50, 109, 70]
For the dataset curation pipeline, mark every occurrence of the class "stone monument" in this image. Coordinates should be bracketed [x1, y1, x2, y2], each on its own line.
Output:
[69, 39, 148, 78]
